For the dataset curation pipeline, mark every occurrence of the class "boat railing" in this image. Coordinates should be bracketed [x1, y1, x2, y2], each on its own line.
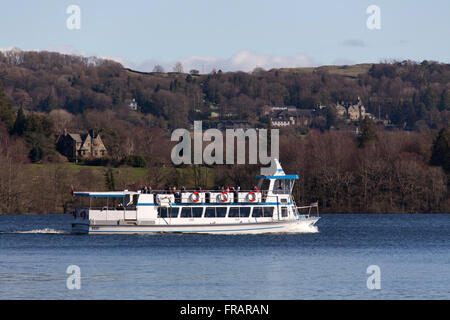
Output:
[75, 206, 136, 211]
[139, 189, 268, 203]
[296, 202, 319, 218]
[138, 189, 266, 194]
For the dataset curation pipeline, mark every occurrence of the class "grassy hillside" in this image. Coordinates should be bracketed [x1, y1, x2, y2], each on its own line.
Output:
[278, 63, 373, 78]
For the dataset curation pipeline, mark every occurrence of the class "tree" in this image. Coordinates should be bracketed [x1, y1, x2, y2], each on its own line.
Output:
[152, 65, 164, 73]
[48, 109, 75, 133]
[173, 62, 184, 73]
[29, 143, 43, 162]
[439, 89, 450, 111]
[104, 168, 116, 191]
[358, 117, 377, 147]
[0, 82, 15, 129]
[12, 107, 26, 136]
[326, 106, 337, 129]
[430, 127, 450, 173]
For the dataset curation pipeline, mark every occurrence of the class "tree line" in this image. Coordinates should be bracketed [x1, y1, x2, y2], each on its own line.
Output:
[0, 50, 448, 213]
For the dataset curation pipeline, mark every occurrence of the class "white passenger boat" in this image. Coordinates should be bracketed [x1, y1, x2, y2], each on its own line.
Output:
[71, 159, 320, 234]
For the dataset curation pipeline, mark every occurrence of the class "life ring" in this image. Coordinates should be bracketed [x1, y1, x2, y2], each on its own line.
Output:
[248, 192, 257, 202]
[219, 191, 229, 202]
[191, 192, 200, 202]
[80, 211, 87, 220]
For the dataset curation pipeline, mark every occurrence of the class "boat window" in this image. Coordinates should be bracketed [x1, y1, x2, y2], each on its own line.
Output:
[180, 207, 192, 218]
[263, 207, 274, 217]
[229, 207, 240, 218]
[281, 207, 288, 217]
[205, 207, 216, 218]
[252, 207, 263, 217]
[273, 179, 292, 195]
[158, 207, 169, 218]
[169, 207, 179, 218]
[239, 207, 251, 218]
[192, 207, 203, 218]
[216, 207, 227, 218]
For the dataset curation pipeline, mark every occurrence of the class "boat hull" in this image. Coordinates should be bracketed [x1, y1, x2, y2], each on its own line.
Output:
[71, 218, 319, 235]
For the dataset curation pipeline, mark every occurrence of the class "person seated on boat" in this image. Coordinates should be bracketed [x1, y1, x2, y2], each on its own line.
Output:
[142, 186, 148, 193]
[172, 186, 180, 202]
[253, 185, 259, 192]
[236, 185, 241, 192]
[181, 185, 186, 193]
[147, 185, 153, 194]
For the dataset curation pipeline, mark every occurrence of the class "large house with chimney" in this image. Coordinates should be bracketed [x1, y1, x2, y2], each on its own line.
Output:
[56, 129, 108, 162]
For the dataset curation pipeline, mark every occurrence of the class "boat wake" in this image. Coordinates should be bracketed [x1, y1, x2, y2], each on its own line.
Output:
[281, 223, 319, 234]
[0, 228, 69, 234]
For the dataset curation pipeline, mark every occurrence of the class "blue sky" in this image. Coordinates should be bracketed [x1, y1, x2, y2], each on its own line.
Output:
[1, 0, 449, 72]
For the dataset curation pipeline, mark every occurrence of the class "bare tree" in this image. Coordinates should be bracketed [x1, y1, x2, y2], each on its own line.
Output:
[173, 62, 184, 73]
[152, 65, 165, 73]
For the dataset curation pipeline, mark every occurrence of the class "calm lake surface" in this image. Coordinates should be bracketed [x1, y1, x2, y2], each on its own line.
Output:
[0, 214, 448, 300]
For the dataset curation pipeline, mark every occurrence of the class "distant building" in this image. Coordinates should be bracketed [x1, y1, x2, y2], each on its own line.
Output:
[335, 104, 347, 117]
[212, 120, 252, 130]
[56, 129, 108, 162]
[296, 109, 315, 126]
[335, 97, 369, 121]
[125, 98, 138, 111]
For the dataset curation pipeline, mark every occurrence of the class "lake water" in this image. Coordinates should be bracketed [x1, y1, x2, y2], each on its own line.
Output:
[0, 214, 448, 300]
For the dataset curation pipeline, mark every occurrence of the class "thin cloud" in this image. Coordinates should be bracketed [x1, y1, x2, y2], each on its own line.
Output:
[341, 39, 367, 47]
[1, 46, 314, 73]
[134, 50, 314, 73]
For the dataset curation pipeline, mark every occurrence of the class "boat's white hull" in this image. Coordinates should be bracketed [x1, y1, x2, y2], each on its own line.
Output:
[72, 218, 319, 235]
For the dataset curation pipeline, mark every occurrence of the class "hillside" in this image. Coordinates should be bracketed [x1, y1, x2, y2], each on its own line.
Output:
[0, 50, 449, 214]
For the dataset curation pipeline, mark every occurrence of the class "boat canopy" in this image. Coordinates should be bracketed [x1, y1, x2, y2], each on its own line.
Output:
[255, 175, 299, 180]
[256, 159, 298, 180]
[74, 191, 138, 198]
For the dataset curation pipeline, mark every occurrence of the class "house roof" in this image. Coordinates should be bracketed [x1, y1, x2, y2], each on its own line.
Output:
[68, 133, 82, 143]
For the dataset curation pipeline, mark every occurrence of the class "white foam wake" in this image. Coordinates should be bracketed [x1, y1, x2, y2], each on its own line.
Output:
[0, 228, 68, 234]
[281, 223, 319, 234]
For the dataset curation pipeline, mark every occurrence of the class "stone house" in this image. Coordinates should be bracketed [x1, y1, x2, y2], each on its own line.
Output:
[336, 97, 368, 120]
[56, 129, 108, 162]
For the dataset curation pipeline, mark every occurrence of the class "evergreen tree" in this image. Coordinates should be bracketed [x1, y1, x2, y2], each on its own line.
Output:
[12, 107, 26, 136]
[430, 127, 450, 173]
[358, 117, 378, 148]
[104, 168, 116, 191]
[439, 89, 450, 111]
[326, 106, 337, 129]
[29, 143, 44, 162]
